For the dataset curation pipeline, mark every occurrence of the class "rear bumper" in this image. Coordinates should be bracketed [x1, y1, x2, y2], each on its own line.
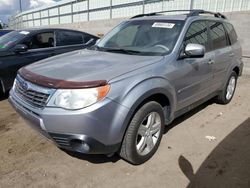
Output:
[9, 89, 129, 154]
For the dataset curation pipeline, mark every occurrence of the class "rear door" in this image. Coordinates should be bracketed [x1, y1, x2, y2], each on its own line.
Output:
[173, 20, 214, 110]
[223, 22, 242, 71]
[207, 21, 232, 91]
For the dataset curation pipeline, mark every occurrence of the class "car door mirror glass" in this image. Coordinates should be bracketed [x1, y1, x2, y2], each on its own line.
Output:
[184, 43, 205, 58]
[13, 44, 28, 53]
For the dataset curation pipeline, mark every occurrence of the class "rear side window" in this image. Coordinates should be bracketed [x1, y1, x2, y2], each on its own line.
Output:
[56, 31, 84, 46]
[184, 21, 209, 51]
[208, 21, 228, 50]
[224, 23, 238, 44]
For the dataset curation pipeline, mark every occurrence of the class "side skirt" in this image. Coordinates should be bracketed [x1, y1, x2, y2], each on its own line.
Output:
[171, 91, 220, 122]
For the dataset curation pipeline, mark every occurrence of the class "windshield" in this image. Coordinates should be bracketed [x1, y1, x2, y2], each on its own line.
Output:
[0, 31, 28, 50]
[96, 20, 184, 56]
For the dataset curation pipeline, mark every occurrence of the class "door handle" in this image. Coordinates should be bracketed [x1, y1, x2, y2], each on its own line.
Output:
[208, 60, 214, 65]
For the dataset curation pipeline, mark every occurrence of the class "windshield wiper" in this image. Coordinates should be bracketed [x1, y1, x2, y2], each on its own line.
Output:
[97, 47, 143, 55]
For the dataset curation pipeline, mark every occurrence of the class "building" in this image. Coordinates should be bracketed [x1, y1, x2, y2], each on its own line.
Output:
[9, 0, 250, 29]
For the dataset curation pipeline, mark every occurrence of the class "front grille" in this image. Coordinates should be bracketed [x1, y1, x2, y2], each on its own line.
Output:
[14, 76, 52, 108]
[50, 135, 71, 148]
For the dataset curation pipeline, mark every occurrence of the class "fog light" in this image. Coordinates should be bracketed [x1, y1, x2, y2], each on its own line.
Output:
[70, 139, 90, 152]
[82, 143, 90, 151]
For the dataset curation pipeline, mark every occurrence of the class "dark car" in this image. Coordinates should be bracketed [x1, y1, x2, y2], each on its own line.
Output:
[0, 30, 13, 37]
[0, 28, 98, 95]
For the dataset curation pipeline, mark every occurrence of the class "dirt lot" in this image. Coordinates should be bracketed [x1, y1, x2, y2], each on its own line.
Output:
[1, 67, 250, 188]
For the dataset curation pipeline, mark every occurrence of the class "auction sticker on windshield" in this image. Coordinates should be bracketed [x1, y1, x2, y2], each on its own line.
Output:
[152, 22, 175, 28]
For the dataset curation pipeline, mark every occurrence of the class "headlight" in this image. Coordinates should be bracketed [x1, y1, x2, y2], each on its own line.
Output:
[54, 85, 110, 110]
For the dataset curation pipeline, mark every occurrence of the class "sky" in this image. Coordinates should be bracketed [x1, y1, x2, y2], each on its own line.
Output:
[0, 0, 60, 23]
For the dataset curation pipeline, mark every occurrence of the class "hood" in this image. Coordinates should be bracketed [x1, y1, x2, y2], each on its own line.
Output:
[21, 49, 163, 88]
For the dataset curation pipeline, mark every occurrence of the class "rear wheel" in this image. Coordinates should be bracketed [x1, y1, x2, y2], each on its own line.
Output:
[119, 101, 164, 165]
[216, 71, 237, 104]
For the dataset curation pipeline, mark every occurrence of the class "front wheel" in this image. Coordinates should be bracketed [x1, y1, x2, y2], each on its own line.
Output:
[119, 101, 165, 165]
[216, 71, 238, 104]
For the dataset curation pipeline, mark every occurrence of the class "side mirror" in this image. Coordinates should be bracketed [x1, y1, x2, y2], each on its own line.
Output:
[95, 39, 100, 45]
[13, 44, 28, 53]
[85, 38, 95, 46]
[183, 43, 205, 58]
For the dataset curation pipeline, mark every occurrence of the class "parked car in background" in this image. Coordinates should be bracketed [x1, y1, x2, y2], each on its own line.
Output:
[0, 28, 98, 95]
[9, 10, 243, 164]
[0, 30, 13, 37]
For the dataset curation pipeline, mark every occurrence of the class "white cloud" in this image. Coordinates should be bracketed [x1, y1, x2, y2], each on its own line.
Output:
[0, 0, 14, 12]
[0, 0, 12, 6]
[0, 0, 16, 22]
[0, 0, 56, 23]
[30, 0, 55, 8]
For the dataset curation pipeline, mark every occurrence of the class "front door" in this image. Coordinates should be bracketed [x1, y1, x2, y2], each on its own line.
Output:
[3, 31, 55, 90]
[172, 20, 214, 110]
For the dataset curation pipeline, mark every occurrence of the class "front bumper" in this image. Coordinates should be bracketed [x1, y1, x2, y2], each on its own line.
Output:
[9, 90, 129, 154]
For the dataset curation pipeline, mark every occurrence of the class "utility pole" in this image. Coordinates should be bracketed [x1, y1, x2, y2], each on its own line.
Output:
[190, 0, 194, 10]
[19, 0, 23, 12]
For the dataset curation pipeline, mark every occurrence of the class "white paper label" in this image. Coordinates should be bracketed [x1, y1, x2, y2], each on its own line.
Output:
[19, 31, 30, 35]
[152, 22, 175, 29]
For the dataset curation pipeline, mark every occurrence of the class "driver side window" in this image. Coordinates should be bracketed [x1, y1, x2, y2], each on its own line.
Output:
[184, 21, 209, 52]
[22, 32, 55, 50]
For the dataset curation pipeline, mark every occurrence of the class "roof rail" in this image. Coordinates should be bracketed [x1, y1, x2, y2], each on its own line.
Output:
[130, 9, 227, 19]
[189, 9, 227, 19]
[130, 10, 192, 19]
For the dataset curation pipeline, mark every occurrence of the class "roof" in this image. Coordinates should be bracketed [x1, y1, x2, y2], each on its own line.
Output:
[15, 28, 98, 37]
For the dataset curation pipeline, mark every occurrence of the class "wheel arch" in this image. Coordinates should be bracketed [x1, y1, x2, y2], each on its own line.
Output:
[117, 87, 176, 151]
[232, 66, 240, 76]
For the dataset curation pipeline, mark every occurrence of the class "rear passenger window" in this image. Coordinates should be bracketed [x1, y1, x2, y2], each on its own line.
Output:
[224, 23, 238, 45]
[184, 21, 209, 51]
[56, 31, 84, 46]
[209, 21, 228, 50]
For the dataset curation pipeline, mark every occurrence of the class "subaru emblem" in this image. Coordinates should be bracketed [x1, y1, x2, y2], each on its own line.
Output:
[21, 81, 28, 91]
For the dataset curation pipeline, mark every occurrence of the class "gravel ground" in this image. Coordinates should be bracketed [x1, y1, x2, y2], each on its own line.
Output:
[0, 62, 250, 188]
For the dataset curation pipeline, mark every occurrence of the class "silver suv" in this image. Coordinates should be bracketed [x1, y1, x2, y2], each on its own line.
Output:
[9, 10, 243, 164]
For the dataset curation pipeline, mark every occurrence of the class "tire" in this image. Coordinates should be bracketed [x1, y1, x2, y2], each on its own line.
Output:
[119, 101, 165, 165]
[216, 71, 238, 104]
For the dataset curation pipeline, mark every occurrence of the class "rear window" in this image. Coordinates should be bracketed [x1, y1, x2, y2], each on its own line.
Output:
[208, 21, 228, 50]
[56, 31, 84, 46]
[224, 23, 238, 45]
